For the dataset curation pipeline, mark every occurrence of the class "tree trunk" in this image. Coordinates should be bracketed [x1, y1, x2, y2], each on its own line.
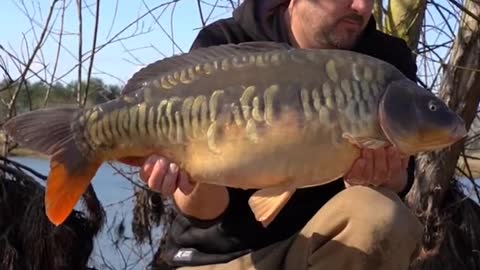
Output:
[384, 0, 427, 51]
[373, 0, 384, 30]
[406, 0, 480, 269]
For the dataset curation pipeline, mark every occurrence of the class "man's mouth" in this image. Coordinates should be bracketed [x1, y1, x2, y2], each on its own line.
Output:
[340, 19, 362, 28]
[339, 15, 364, 28]
[450, 123, 467, 141]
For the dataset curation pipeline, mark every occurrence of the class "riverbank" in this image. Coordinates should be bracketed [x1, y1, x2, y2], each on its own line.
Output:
[0, 132, 47, 159]
[6, 148, 48, 159]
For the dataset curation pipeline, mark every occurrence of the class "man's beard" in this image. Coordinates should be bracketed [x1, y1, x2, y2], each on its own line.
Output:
[316, 14, 365, 49]
[320, 28, 361, 49]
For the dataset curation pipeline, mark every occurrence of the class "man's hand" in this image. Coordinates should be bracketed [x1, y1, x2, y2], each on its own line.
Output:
[137, 155, 229, 220]
[139, 155, 195, 196]
[344, 146, 409, 193]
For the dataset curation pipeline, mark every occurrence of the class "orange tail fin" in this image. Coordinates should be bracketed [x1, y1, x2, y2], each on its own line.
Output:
[46, 158, 102, 225]
[2, 106, 103, 225]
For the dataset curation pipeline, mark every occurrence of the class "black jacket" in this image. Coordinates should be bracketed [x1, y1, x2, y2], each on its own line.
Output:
[159, 0, 418, 268]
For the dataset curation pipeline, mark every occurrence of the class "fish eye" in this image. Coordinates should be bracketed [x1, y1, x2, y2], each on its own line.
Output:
[428, 101, 438, 111]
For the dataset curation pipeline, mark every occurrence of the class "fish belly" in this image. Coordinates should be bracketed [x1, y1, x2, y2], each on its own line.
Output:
[181, 113, 361, 190]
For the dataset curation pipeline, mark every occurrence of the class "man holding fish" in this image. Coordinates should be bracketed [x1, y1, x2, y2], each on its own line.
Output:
[139, 0, 433, 269]
[2, 0, 467, 269]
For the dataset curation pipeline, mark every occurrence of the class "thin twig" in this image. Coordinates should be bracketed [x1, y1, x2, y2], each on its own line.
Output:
[82, 0, 101, 106]
[6, 0, 59, 118]
[197, 0, 206, 27]
[44, 0, 66, 107]
[76, 0, 83, 106]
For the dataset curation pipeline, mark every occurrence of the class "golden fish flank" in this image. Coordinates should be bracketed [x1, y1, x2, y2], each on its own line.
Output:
[147, 106, 156, 138]
[325, 59, 339, 82]
[252, 97, 264, 122]
[239, 86, 255, 120]
[166, 97, 179, 142]
[264, 85, 279, 125]
[138, 103, 148, 138]
[209, 90, 225, 121]
[86, 110, 102, 148]
[300, 88, 313, 121]
[181, 97, 194, 140]
[118, 107, 130, 140]
[334, 85, 346, 109]
[363, 65, 373, 82]
[192, 95, 208, 138]
[108, 109, 120, 141]
[340, 79, 353, 100]
[2, 41, 466, 228]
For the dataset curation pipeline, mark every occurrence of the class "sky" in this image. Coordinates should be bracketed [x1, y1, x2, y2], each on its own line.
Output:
[0, 0, 234, 86]
[0, 0, 459, 88]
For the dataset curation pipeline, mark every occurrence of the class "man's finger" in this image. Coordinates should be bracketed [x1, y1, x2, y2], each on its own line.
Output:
[139, 155, 159, 182]
[148, 158, 169, 192]
[139, 163, 153, 182]
[372, 147, 388, 184]
[386, 147, 401, 181]
[361, 149, 374, 183]
[162, 163, 179, 195]
[346, 159, 366, 184]
[178, 170, 195, 195]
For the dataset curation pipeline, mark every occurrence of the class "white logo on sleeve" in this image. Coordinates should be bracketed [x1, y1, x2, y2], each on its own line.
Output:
[173, 249, 194, 261]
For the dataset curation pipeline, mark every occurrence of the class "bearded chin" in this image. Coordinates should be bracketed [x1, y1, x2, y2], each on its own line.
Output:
[321, 29, 360, 49]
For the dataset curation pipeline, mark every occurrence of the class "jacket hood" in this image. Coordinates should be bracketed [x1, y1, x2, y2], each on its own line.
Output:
[232, 0, 378, 46]
[233, 0, 292, 43]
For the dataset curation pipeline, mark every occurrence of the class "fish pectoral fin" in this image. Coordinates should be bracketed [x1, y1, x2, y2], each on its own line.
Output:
[342, 133, 389, 149]
[248, 184, 296, 228]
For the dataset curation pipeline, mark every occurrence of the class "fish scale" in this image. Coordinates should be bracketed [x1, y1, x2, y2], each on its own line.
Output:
[2, 41, 466, 227]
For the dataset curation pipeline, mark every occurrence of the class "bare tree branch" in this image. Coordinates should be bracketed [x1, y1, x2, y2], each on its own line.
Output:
[82, 0, 101, 106]
[43, 0, 66, 107]
[76, 0, 83, 105]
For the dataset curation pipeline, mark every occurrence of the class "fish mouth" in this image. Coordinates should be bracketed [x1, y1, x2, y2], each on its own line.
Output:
[450, 123, 467, 141]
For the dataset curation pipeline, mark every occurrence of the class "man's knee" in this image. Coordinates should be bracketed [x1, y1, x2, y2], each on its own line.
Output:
[340, 186, 420, 232]
[310, 185, 423, 256]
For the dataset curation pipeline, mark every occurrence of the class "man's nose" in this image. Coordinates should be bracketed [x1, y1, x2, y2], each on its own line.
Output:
[350, 0, 374, 15]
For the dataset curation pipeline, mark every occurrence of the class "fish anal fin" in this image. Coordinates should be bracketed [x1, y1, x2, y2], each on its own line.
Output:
[342, 133, 389, 149]
[248, 184, 296, 228]
[45, 157, 102, 226]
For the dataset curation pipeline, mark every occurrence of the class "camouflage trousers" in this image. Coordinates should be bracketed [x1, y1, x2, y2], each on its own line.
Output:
[178, 185, 423, 270]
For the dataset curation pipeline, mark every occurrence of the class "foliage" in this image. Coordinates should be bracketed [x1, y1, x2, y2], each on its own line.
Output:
[0, 77, 121, 122]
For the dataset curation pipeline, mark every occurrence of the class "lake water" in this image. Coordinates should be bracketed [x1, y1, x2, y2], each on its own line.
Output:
[10, 156, 163, 270]
[7, 156, 480, 269]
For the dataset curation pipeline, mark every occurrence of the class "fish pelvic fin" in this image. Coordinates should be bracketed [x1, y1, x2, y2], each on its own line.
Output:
[2, 107, 101, 225]
[248, 183, 296, 228]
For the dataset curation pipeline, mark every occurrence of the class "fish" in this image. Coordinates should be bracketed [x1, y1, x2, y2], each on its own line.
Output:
[2, 41, 467, 227]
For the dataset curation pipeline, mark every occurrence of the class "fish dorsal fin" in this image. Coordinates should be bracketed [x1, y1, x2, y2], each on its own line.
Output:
[121, 41, 292, 95]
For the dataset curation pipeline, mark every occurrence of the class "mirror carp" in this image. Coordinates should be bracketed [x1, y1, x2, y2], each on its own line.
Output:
[3, 42, 467, 227]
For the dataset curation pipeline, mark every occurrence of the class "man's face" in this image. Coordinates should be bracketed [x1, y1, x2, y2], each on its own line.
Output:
[290, 0, 374, 49]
